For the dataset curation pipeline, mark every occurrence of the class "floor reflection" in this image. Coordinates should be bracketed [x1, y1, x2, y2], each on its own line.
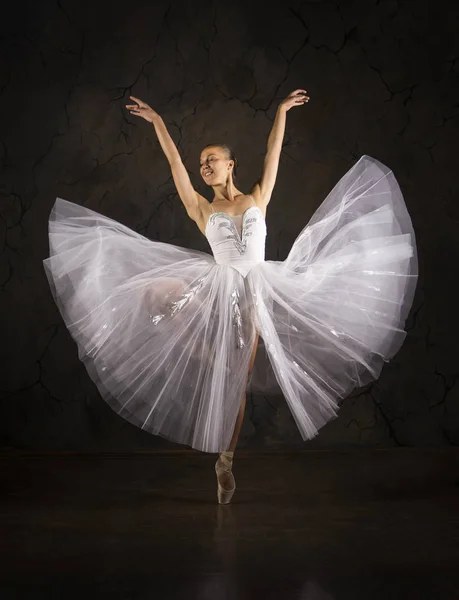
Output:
[2, 449, 458, 599]
[210, 504, 335, 599]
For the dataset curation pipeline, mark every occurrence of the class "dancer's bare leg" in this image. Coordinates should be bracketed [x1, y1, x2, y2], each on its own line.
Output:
[217, 333, 259, 490]
[216, 333, 259, 501]
[216, 331, 259, 492]
[228, 331, 259, 452]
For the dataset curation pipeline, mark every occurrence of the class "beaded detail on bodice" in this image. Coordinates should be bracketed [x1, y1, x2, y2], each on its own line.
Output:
[205, 196, 267, 277]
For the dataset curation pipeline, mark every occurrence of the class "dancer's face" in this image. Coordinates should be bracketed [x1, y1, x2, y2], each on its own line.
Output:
[200, 147, 233, 186]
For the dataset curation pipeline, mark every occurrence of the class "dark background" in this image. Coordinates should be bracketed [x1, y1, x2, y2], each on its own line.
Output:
[1, 0, 458, 451]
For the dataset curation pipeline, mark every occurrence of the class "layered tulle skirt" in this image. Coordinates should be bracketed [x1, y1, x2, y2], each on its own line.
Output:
[43, 155, 417, 453]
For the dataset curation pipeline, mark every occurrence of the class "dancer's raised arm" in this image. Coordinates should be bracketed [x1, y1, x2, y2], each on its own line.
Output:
[254, 89, 309, 207]
[126, 96, 204, 220]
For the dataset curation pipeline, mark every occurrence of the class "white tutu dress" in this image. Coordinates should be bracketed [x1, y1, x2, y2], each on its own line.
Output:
[43, 155, 417, 453]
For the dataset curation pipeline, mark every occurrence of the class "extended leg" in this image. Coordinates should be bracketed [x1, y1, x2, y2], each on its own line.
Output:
[227, 330, 259, 452]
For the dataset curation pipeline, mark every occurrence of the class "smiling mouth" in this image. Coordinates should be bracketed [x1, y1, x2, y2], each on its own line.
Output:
[204, 171, 213, 178]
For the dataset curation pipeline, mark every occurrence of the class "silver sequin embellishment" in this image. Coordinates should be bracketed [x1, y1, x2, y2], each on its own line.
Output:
[208, 207, 262, 255]
[231, 287, 245, 349]
[149, 276, 207, 325]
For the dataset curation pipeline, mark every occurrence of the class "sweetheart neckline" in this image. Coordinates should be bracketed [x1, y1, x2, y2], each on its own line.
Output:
[204, 205, 265, 236]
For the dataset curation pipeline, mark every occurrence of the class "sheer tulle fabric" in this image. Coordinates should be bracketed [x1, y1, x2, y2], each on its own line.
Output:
[43, 155, 417, 453]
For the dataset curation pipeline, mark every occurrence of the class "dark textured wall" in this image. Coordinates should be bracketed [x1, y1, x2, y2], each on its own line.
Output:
[1, 0, 458, 450]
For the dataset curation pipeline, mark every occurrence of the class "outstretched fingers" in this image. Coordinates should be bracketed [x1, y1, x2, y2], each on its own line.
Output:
[291, 88, 307, 96]
[129, 95, 147, 107]
[294, 89, 309, 103]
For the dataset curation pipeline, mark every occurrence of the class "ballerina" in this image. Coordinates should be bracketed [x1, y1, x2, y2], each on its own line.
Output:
[128, 89, 310, 502]
[43, 89, 417, 505]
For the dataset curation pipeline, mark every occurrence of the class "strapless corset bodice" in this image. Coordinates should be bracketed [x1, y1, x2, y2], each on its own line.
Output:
[205, 206, 267, 277]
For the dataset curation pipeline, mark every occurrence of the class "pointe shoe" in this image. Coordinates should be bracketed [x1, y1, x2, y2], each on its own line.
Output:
[215, 451, 236, 504]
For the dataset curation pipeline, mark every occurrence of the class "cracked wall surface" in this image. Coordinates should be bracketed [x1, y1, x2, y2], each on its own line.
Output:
[1, 0, 458, 450]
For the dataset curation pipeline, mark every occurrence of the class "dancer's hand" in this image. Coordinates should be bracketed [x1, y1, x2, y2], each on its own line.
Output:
[125, 96, 159, 123]
[279, 89, 309, 112]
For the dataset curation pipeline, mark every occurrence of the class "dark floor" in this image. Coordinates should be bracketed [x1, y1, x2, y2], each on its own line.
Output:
[1, 447, 458, 599]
